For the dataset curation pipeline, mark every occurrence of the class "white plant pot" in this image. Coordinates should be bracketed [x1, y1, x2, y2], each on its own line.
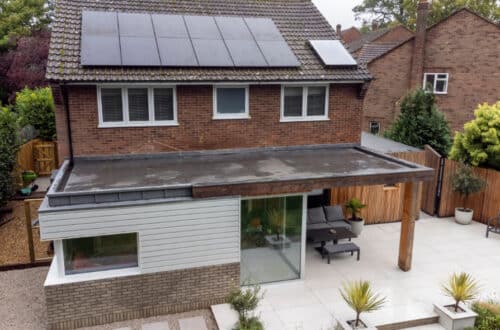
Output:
[335, 318, 377, 330]
[350, 219, 365, 236]
[454, 208, 473, 225]
[433, 303, 477, 330]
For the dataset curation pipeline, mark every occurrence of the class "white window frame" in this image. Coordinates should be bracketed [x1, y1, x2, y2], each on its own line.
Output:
[280, 85, 330, 122]
[213, 85, 250, 120]
[423, 73, 449, 94]
[97, 85, 178, 128]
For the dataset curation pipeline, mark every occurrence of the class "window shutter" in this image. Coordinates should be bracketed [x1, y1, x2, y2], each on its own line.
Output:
[101, 88, 123, 122]
[128, 88, 149, 121]
[154, 88, 174, 120]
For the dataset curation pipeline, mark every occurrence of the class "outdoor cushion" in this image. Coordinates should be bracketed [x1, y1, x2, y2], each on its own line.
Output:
[324, 205, 345, 222]
[307, 222, 334, 231]
[307, 207, 327, 224]
[328, 219, 352, 230]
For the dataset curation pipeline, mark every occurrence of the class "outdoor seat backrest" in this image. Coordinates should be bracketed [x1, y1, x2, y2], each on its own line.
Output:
[324, 205, 345, 222]
[307, 207, 327, 224]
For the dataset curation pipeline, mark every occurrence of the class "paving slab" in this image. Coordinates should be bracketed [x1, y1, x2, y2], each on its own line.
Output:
[142, 321, 170, 330]
[178, 316, 207, 330]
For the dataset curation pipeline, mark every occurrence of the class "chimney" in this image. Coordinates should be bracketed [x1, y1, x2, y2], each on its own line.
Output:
[336, 24, 342, 39]
[410, 0, 430, 88]
[371, 21, 378, 31]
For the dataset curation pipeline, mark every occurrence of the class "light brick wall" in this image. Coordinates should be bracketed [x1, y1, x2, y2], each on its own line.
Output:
[53, 84, 363, 160]
[45, 263, 240, 329]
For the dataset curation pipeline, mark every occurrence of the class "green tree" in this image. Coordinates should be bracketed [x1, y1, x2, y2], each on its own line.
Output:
[15, 87, 56, 141]
[384, 88, 452, 155]
[354, 0, 499, 30]
[0, 0, 51, 50]
[0, 107, 20, 207]
[449, 102, 500, 170]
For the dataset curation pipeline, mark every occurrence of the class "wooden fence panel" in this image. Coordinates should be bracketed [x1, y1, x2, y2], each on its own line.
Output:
[16, 139, 41, 172]
[482, 169, 500, 222]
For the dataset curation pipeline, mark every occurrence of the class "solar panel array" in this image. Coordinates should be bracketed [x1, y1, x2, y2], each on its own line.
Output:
[309, 40, 357, 67]
[80, 11, 300, 68]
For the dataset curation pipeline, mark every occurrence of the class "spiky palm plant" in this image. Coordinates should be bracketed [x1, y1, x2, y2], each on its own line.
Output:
[340, 280, 386, 328]
[442, 272, 479, 312]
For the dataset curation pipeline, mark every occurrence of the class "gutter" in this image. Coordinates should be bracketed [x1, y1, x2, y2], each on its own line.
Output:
[60, 84, 74, 166]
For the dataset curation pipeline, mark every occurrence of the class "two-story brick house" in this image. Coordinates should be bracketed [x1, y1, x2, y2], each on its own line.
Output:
[357, 1, 500, 135]
[40, 0, 433, 328]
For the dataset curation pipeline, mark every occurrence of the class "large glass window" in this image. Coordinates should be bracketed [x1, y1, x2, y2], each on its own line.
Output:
[63, 233, 138, 275]
[282, 86, 328, 121]
[213, 86, 249, 119]
[98, 86, 177, 126]
[240, 195, 303, 284]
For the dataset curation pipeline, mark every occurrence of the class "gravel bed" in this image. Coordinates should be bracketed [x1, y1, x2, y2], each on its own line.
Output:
[0, 267, 48, 330]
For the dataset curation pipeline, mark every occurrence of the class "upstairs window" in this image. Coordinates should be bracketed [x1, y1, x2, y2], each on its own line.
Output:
[423, 73, 448, 94]
[98, 86, 177, 127]
[213, 86, 249, 119]
[281, 85, 329, 121]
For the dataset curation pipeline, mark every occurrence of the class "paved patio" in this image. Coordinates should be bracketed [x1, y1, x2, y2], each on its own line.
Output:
[220, 215, 500, 329]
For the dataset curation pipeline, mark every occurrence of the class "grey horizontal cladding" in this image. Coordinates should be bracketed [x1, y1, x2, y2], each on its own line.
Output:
[39, 197, 240, 273]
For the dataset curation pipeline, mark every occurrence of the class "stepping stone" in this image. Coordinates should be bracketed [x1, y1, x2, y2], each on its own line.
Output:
[142, 321, 170, 330]
[179, 316, 208, 330]
[114, 328, 132, 330]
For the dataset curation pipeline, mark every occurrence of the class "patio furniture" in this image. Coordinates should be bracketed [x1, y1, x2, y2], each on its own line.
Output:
[307, 205, 352, 231]
[323, 205, 352, 229]
[264, 234, 291, 248]
[486, 214, 500, 238]
[323, 242, 360, 264]
[307, 227, 357, 256]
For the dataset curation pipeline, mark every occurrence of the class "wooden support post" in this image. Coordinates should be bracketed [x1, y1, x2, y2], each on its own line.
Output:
[398, 181, 419, 271]
[24, 200, 36, 263]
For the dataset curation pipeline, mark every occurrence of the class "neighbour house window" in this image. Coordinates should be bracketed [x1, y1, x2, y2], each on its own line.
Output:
[98, 86, 177, 127]
[423, 73, 448, 94]
[281, 85, 329, 121]
[369, 121, 380, 135]
[213, 86, 249, 119]
[62, 233, 138, 275]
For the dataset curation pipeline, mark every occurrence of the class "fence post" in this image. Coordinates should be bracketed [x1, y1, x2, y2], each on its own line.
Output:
[24, 200, 36, 263]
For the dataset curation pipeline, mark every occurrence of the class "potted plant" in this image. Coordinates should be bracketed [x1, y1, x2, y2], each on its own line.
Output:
[451, 165, 485, 225]
[434, 272, 479, 330]
[228, 285, 264, 330]
[337, 280, 386, 329]
[344, 198, 366, 236]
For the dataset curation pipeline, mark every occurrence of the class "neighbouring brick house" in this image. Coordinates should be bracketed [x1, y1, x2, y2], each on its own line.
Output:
[40, 0, 433, 328]
[356, 1, 500, 135]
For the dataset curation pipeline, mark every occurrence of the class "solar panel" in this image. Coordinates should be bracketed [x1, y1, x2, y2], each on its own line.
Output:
[152, 14, 188, 38]
[192, 39, 233, 67]
[184, 15, 221, 40]
[80, 11, 300, 68]
[118, 13, 154, 37]
[225, 40, 267, 67]
[257, 41, 300, 67]
[244, 17, 284, 41]
[157, 38, 198, 66]
[215, 17, 253, 40]
[309, 40, 357, 66]
[120, 37, 161, 66]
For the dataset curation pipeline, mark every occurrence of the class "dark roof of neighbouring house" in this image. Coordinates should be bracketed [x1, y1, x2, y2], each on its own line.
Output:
[341, 27, 362, 43]
[346, 25, 413, 53]
[356, 42, 401, 64]
[46, 0, 371, 83]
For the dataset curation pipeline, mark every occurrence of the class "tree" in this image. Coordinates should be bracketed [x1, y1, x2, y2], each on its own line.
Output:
[0, 107, 20, 207]
[15, 87, 56, 141]
[0, 0, 51, 50]
[384, 88, 452, 155]
[353, 0, 499, 30]
[451, 165, 485, 211]
[449, 102, 500, 170]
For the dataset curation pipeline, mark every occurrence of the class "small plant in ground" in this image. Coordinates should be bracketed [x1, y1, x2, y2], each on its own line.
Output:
[228, 285, 264, 330]
[471, 300, 500, 330]
[340, 280, 386, 328]
[442, 272, 479, 313]
[451, 165, 486, 212]
[344, 198, 366, 221]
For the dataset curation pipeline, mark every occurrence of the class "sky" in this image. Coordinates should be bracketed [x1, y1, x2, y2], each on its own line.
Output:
[312, 0, 365, 29]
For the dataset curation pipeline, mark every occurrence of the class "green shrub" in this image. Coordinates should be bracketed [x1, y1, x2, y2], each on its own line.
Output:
[0, 106, 20, 206]
[471, 301, 500, 330]
[384, 88, 452, 155]
[344, 198, 366, 221]
[15, 87, 56, 141]
[451, 165, 486, 211]
[228, 285, 264, 330]
[449, 102, 500, 170]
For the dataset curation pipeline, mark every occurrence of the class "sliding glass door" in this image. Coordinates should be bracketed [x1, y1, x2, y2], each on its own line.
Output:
[240, 195, 303, 284]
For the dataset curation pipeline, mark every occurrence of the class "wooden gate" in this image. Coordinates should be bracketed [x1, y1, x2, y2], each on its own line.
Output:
[34, 142, 57, 175]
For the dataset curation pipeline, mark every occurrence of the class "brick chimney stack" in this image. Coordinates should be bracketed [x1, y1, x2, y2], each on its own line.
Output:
[372, 21, 378, 31]
[336, 24, 342, 39]
[410, 0, 430, 88]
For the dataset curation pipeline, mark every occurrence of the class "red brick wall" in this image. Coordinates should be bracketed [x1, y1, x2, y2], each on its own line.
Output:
[363, 41, 414, 133]
[375, 26, 413, 43]
[60, 84, 363, 158]
[423, 10, 500, 132]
